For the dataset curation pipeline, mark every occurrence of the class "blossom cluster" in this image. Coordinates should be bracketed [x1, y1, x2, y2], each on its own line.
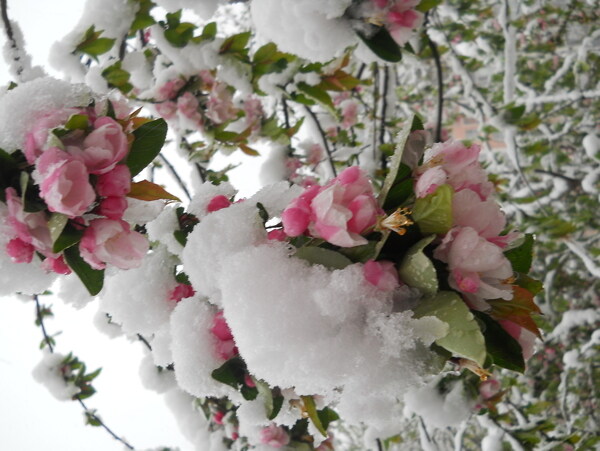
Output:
[2, 103, 151, 277]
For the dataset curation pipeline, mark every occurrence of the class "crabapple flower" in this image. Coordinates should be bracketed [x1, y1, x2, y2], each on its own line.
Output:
[340, 100, 358, 129]
[97, 196, 128, 220]
[24, 108, 81, 163]
[5, 188, 53, 255]
[452, 189, 506, 240]
[386, 2, 424, 46]
[207, 195, 232, 212]
[73, 116, 129, 174]
[434, 226, 513, 310]
[282, 167, 382, 247]
[210, 311, 238, 360]
[41, 256, 71, 275]
[206, 83, 238, 124]
[79, 218, 148, 270]
[415, 141, 494, 200]
[177, 92, 201, 120]
[169, 283, 195, 302]
[95, 165, 131, 198]
[363, 260, 400, 291]
[259, 424, 290, 448]
[6, 238, 34, 263]
[38, 155, 96, 217]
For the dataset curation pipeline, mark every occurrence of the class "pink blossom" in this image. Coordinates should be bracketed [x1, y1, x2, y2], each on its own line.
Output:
[306, 143, 324, 166]
[41, 256, 72, 275]
[155, 101, 178, 120]
[267, 229, 287, 241]
[282, 167, 382, 247]
[4, 188, 53, 255]
[340, 100, 358, 129]
[95, 165, 131, 198]
[363, 260, 400, 291]
[177, 92, 200, 119]
[243, 96, 264, 132]
[169, 283, 195, 302]
[67, 116, 129, 175]
[38, 153, 96, 218]
[498, 320, 537, 360]
[415, 141, 494, 200]
[79, 219, 148, 270]
[479, 379, 501, 400]
[24, 108, 81, 164]
[244, 374, 256, 388]
[260, 424, 290, 448]
[207, 195, 232, 213]
[213, 411, 225, 425]
[385, 2, 423, 46]
[97, 197, 128, 220]
[157, 78, 186, 101]
[452, 189, 506, 239]
[206, 83, 238, 124]
[434, 226, 513, 310]
[210, 311, 238, 360]
[6, 238, 34, 263]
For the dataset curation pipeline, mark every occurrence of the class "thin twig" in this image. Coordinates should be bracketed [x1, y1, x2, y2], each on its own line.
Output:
[379, 66, 389, 171]
[304, 106, 337, 177]
[0, 0, 22, 78]
[376, 437, 383, 451]
[158, 153, 192, 201]
[32, 295, 135, 450]
[426, 22, 444, 142]
[137, 334, 153, 351]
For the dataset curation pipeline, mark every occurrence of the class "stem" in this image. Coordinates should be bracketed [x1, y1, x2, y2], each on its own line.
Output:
[426, 27, 444, 142]
[32, 295, 135, 450]
[158, 153, 192, 201]
[376, 438, 383, 451]
[0, 0, 22, 79]
[304, 106, 337, 177]
[379, 66, 389, 171]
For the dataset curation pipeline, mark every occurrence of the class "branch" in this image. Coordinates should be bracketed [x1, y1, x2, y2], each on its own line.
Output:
[32, 295, 135, 450]
[426, 26, 444, 142]
[158, 153, 192, 201]
[304, 106, 337, 177]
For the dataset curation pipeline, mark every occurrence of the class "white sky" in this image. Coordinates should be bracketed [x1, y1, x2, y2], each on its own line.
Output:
[0, 1, 192, 450]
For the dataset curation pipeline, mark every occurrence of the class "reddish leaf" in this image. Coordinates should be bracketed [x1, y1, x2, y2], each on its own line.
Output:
[127, 180, 181, 202]
[239, 143, 259, 156]
[489, 286, 542, 338]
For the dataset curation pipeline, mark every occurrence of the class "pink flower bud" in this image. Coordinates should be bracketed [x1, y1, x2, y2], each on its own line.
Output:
[96, 165, 131, 197]
[363, 260, 400, 291]
[213, 411, 225, 425]
[98, 196, 128, 219]
[42, 256, 72, 275]
[260, 424, 290, 448]
[169, 283, 195, 302]
[207, 195, 232, 213]
[6, 238, 34, 263]
[77, 116, 129, 175]
[267, 229, 287, 241]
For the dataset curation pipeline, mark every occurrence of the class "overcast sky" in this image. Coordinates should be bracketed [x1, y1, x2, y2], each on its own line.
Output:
[0, 1, 191, 450]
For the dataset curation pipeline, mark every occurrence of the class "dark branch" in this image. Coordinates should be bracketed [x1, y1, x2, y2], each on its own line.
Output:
[158, 153, 192, 201]
[0, 0, 22, 78]
[425, 14, 444, 143]
[304, 106, 337, 177]
[34, 295, 54, 353]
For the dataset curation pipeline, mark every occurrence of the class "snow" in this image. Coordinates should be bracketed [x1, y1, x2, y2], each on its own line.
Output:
[250, 0, 356, 62]
[404, 377, 474, 429]
[99, 246, 178, 336]
[546, 308, 600, 340]
[0, 76, 91, 152]
[32, 352, 81, 401]
[147, 206, 184, 257]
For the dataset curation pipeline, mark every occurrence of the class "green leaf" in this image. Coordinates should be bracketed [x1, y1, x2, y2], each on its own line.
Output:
[211, 356, 256, 399]
[378, 116, 414, 206]
[255, 380, 282, 420]
[416, 0, 442, 12]
[201, 22, 217, 40]
[253, 43, 277, 63]
[48, 213, 68, 244]
[63, 245, 104, 296]
[270, 394, 284, 421]
[256, 202, 269, 225]
[357, 28, 402, 63]
[397, 236, 438, 295]
[412, 184, 454, 235]
[64, 114, 89, 131]
[338, 240, 377, 263]
[75, 26, 115, 58]
[317, 407, 339, 430]
[220, 31, 251, 54]
[301, 396, 327, 437]
[294, 247, 353, 270]
[504, 233, 534, 273]
[473, 311, 525, 373]
[414, 291, 486, 366]
[296, 82, 334, 110]
[126, 119, 168, 177]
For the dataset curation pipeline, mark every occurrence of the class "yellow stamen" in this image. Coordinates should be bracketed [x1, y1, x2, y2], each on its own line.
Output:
[378, 207, 414, 236]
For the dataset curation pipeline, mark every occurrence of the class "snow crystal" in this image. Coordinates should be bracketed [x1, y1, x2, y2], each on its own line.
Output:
[583, 132, 600, 161]
[563, 349, 584, 369]
[84, 66, 109, 94]
[169, 297, 235, 399]
[32, 352, 81, 401]
[150, 324, 174, 368]
[55, 274, 96, 310]
[147, 206, 184, 257]
[122, 51, 153, 91]
[92, 310, 124, 338]
[404, 377, 474, 429]
[1, 20, 45, 83]
[250, 0, 356, 62]
[100, 246, 178, 336]
[259, 145, 290, 185]
[236, 399, 271, 446]
[0, 77, 91, 152]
